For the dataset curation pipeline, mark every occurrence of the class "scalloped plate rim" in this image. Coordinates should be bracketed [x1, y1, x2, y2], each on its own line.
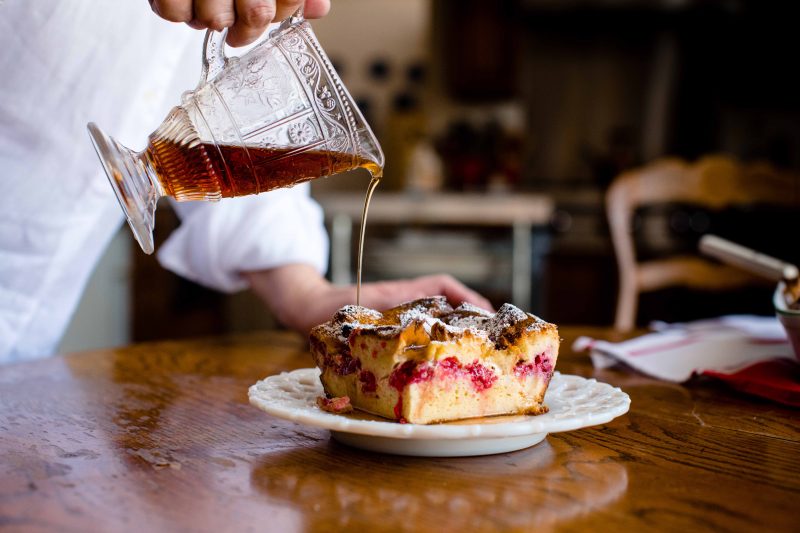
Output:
[249, 369, 630, 441]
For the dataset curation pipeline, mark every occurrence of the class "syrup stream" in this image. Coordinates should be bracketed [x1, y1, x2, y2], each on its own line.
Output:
[356, 175, 381, 306]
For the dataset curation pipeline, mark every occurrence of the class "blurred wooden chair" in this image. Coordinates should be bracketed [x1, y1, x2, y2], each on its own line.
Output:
[606, 155, 799, 331]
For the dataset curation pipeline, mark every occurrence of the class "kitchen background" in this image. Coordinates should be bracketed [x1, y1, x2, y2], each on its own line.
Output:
[60, 0, 800, 352]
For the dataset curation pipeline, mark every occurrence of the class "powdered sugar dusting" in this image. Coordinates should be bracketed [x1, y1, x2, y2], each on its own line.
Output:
[311, 298, 553, 349]
[481, 303, 552, 345]
[398, 309, 487, 338]
[454, 302, 493, 316]
[486, 304, 528, 337]
[398, 308, 434, 327]
[337, 305, 383, 321]
[446, 314, 490, 331]
[524, 315, 550, 333]
[313, 305, 386, 344]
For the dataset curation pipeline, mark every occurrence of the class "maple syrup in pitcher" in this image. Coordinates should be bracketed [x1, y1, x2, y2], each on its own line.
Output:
[148, 139, 381, 200]
[147, 137, 381, 305]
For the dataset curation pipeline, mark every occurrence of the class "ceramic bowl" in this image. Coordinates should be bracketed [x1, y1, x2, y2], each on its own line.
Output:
[774, 282, 800, 360]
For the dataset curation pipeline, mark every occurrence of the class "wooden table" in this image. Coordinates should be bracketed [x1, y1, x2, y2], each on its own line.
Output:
[1, 327, 798, 532]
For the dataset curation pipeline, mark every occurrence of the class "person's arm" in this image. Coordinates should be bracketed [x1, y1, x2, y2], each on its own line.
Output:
[159, 188, 492, 335]
[149, 0, 330, 46]
[244, 264, 493, 335]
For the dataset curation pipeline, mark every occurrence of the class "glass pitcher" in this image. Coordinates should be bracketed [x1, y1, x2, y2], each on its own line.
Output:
[88, 11, 383, 254]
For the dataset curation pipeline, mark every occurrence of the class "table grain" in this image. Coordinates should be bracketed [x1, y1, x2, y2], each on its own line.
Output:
[1, 327, 798, 532]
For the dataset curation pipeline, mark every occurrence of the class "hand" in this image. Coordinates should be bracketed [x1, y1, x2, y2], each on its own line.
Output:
[244, 264, 494, 335]
[149, 0, 331, 46]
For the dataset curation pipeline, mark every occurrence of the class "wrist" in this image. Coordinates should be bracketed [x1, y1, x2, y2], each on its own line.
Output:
[243, 264, 332, 333]
[279, 273, 332, 333]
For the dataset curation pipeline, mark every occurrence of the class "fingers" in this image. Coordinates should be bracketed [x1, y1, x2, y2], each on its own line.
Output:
[273, 0, 305, 22]
[150, 0, 330, 47]
[151, 0, 193, 22]
[423, 274, 495, 312]
[193, 0, 236, 30]
[227, 0, 276, 46]
[302, 0, 331, 18]
[371, 274, 494, 313]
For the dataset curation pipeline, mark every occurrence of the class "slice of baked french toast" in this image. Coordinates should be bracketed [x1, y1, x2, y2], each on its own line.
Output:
[310, 297, 560, 424]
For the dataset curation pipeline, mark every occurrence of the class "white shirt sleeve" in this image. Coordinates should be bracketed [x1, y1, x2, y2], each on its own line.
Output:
[156, 182, 329, 293]
[0, 1, 202, 363]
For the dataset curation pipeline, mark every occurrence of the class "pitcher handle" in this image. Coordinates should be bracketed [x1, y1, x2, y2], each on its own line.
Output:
[269, 7, 305, 38]
[200, 28, 229, 85]
[200, 7, 305, 85]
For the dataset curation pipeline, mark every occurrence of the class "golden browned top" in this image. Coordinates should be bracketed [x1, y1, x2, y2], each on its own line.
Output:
[310, 296, 558, 351]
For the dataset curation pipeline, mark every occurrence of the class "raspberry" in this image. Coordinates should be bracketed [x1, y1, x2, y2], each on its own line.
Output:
[359, 370, 377, 393]
[466, 361, 497, 391]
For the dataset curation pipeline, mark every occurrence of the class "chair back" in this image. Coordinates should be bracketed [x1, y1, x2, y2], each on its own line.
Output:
[606, 155, 799, 330]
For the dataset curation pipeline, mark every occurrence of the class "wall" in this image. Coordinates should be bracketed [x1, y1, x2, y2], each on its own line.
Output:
[312, 0, 430, 135]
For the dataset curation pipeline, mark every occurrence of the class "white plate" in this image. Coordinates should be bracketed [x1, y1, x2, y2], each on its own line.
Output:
[249, 369, 630, 457]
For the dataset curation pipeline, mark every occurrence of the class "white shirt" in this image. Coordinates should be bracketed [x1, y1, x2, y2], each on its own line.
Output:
[0, 1, 328, 364]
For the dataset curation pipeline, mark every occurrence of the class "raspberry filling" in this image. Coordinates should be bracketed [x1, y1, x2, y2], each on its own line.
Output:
[316, 395, 353, 414]
[437, 357, 497, 390]
[438, 356, 461, 376]
[359, 370, 377, 393]
[465, 361, 497, 391]
[387, 358, 499, 420]
[388, 361, 435, 420]
[513, 353, 552, 378]
[336, 353, 361, 376]
[388, 361, 435, 389]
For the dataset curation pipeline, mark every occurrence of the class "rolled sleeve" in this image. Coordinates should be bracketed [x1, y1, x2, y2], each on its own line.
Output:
[157, 183, 329, 293]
